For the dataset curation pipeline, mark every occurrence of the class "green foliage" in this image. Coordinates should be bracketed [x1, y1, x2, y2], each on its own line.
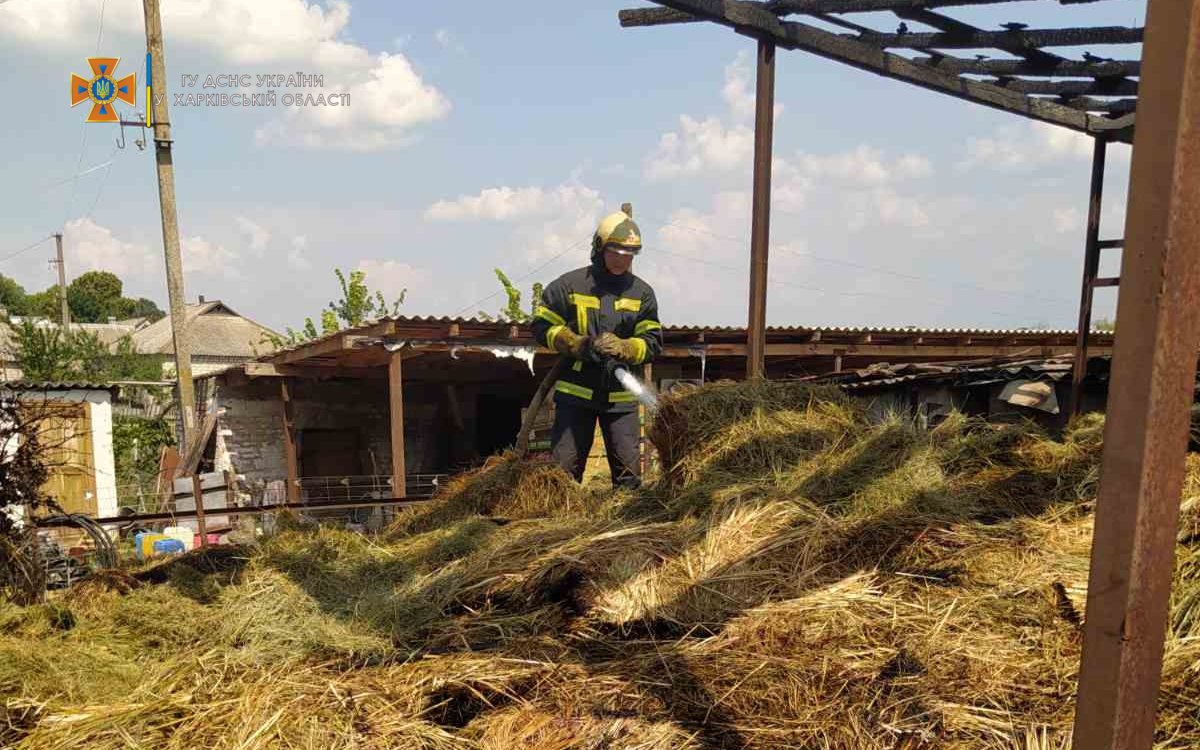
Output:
[1094, 317, 1116, 332]
[477, 270, 545, 323]
[264, 267, 405, 348]
[67, 271, 124, 323]
[113, 416, 176, 490]
[128, 298, 166, 322]
[0, 274, 28, 317]
[25, 289, 61, 320]
[9, 321, 160, 384]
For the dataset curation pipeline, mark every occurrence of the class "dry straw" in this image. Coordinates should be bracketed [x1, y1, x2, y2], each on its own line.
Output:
[2, 381, 1197, 749]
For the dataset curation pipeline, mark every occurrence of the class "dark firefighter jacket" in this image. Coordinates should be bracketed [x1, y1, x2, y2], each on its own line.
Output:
[530, 260, 663, 413]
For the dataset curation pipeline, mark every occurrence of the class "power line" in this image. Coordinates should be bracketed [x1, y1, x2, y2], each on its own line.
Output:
[96, 0, 107, 51]
[641, 214, 1076, 308]
[452, 240, 585, 318]
[0, 235, 51, 265]
[642, 244, 1047, 325]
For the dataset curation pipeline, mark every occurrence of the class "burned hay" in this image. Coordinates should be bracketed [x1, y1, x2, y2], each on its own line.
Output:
[2, 381, 1198, 748]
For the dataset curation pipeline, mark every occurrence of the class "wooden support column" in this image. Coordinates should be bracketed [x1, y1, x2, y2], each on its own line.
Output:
[389, 351, 407, 499]
[1072, 2, 1200, 748]
[280, 379, 299, 502]
[191, 474, 209, 547]
[1069, 136, 1108, 417]
[746, 38, 775, 380]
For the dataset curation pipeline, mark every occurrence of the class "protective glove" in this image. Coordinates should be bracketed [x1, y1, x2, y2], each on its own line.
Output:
[592, 332, 642, 364]
[552, 328, 592, 359]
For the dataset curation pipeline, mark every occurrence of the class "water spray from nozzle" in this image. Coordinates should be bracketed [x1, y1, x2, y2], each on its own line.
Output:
[613, 366, 659, 414]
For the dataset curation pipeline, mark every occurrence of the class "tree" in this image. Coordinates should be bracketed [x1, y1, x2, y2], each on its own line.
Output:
[0, 396, 52, 604]
[67, 271, 124, 323]
[0, 274, 28, 317]
[128, 297, 166, 322]
[25, 289, 61, 320]
[477, 269, 544, 323]
[265, 268, 405, 347]
[10, 322, 106, 382]
[1094, 317, 1116, 332]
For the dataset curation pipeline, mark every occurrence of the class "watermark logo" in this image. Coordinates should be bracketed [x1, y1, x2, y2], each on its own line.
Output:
[70, 57, 136, 123]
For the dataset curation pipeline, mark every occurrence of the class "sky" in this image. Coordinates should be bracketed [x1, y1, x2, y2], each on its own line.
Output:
[0, 0, 1145, 334]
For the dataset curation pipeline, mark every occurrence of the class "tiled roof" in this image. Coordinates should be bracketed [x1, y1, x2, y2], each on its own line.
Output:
[130, 301, 282, 358]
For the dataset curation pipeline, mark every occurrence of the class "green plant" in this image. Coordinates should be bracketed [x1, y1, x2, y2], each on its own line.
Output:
[264, 268, 406, 348]
[113, 416, 176, 493]
[477, 269, 544, 323]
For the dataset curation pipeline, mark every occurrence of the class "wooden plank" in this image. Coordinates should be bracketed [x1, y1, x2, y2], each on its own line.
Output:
[661, 343, 1113, 358]
[621, 0, 1121, 26]
[176, 410, 217, 478]
[1069, 137, 1107, 418]
[632, 0, 1127, 141]
[389, 352, 406, 499]
[1092, 276, 1121, 287]
[859, 26, 1143, 49]
[244, 362, 386, 379]
[908, 55, 1140, 77]
[747, 38, 775, 379]
[986, 78, 1139, 97]
[1072, 2, 1200, 747]
[191, 474, 209, 547]
[280, 379, 299, 502]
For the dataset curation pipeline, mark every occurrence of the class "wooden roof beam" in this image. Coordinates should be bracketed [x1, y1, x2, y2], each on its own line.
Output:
[768, 0, 1117, 13]
[987, 77, 1139, 96]
[857, 25, 1143, 49]
[907, 55, 1139, 77]
[621, 0, 1125, 28]
[625, 0, 1133, 141]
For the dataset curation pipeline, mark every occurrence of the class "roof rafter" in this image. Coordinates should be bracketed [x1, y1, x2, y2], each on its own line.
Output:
[620, 0, 1134, 141]
[858, 25, 1142, 49]
[768, 0, 1118, 13]
[907, 56, 1139, 77]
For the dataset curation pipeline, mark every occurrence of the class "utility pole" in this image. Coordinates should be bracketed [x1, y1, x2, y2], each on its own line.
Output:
[143, 0, 196, 446]
[51, 233, 70, 327]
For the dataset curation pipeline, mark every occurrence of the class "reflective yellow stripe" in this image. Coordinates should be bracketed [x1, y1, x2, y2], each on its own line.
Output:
[568, 293, 600, 334]
[634, 319, 662, 336]
[631, 337, 648, 364]
[609, 391, 638, 403]
[546, 325, 565, 350]
[555, 380, 593, 400]
[615, 297, 642, 313]
[535, 306, 566, 327]
[573, 360, 583, 372]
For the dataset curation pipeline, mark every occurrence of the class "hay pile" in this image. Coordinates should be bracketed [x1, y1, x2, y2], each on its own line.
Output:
[3, 380, 1199, 749]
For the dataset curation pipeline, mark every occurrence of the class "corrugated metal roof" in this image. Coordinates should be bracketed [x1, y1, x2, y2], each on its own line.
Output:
[252, 314, 1113, 364]
[1, 380, 121, 395]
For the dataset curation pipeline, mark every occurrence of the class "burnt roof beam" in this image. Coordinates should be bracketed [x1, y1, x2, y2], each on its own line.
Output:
[988, 78, 1138, 96]
[768, 0, 1118, 12]
[623, 0, 1134, 141]
[908, 56, 1139, 77]
[857, 26, 1143, 49]
[892, 7, 1062, 66]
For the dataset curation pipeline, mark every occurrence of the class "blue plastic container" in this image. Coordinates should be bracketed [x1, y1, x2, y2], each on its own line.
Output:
[152, 538, 186, 556]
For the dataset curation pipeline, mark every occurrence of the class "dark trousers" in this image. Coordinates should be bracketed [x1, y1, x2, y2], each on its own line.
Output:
[551, 402, 642, 489]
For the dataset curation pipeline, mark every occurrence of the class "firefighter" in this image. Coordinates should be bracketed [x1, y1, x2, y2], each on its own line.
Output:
[530, 209, 663, 488]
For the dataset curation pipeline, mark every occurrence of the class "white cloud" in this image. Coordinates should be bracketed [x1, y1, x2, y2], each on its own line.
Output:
[356, 259, 431, 302]
[2, 0, 449, 151]
[644, 115, 754, 181]
[960, 122, 1095, 171]
[1053, 207, 1083, 234]
[181, 235, 239, 277]
[63, 218, 156, 279]
[434, 28, 465, 53]
[722, 51, 756, 122]
[426, 184, 603, 223]
[287, 235, 312, 271]
[236, 216, 271, 252]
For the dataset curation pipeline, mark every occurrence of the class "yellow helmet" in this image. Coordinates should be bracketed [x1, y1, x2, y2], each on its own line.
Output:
[592, 210, 643, 257]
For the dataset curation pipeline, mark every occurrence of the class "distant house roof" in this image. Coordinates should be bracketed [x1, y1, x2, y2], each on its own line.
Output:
[129, 300, 281, 359]
[0, 318, 145, 361]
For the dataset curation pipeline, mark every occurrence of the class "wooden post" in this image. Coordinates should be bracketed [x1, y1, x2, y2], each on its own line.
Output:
[1072, 2, 1200, 748]
[389, 352, 407, 499]
[746, 38, 775, 380]
[191, 473, 208, 548]
[280, 379, 300, 502]
[1068, 136, 1108, 417]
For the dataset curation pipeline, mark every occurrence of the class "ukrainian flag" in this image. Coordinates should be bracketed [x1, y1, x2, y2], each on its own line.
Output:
[146, 53, 152, 126]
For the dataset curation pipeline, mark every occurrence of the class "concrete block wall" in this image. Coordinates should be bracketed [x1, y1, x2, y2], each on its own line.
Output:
[214, 378, 446, 487]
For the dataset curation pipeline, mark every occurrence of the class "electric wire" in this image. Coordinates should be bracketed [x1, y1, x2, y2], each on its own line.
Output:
[640, 213, 1077, 308]
[0, 235, 51, 265]
[451, 240, 585, 318]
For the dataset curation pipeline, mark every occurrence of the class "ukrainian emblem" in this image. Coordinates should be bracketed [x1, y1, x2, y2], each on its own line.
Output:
[70, 57, 136, 123]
